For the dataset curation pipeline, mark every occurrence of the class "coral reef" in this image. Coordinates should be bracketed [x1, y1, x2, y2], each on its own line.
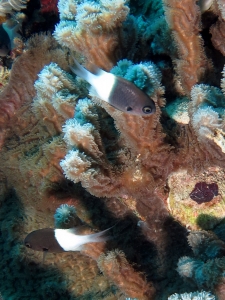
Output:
[2, 0, 225, 299]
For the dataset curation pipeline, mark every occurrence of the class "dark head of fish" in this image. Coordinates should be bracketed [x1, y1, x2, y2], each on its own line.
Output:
[24, 228, 65, 253]
[109, 76, 156, 116]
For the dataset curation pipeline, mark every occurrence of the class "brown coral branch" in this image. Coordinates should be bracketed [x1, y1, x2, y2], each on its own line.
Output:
[210, 0, 225, 56]
[0, 34, 69, 148]
[163, 0, 211, 93]
[72, 31, 120, 70]
[97, 249, 156, 300]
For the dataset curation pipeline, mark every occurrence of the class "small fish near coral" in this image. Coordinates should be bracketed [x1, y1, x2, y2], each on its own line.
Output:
[24, 226, 112, 254]
[70, 58, 156, 116]
[189, 182, 219, 204]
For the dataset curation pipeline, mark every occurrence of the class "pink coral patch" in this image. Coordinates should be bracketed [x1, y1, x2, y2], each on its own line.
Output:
[40, 0, 58, 14]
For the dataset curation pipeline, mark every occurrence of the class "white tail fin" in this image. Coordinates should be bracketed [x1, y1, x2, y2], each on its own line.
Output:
[55, 226, 114, 251]
[70, 57, 96, 85]
[83, 226, 113, 244]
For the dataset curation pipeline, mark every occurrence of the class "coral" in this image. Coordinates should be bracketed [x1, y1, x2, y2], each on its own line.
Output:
[60, 59, 167, 200]
[0, 0, 28, 17]
[32, 62, 85, 134]
[111, 59, 162, 96]
[54, 0, 130, 69]
[163, 0, 211, 94]
[3, 0, 225, 298]
[189, 84, 225, 161]
[0, 33, 69, 148]
[0, 65, 9, 89]
[0, 190, 116, 299]
[168, 291, 215, 300]
[97, 249, 156, 300]
[210, 0, 225, 56]
[54, 204, 83, 228]
[177, 230, 225, 290]
[60, 97, 130, 197]
[167, 168, 225, 230]
[163, 97, 190, 124]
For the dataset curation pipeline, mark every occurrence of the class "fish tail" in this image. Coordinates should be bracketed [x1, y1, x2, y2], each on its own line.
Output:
[70, 57, 95, 85]
[85, 226, 114, 244]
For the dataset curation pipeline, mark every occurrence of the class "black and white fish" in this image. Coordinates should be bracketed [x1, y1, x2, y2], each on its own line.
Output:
[70, 58, 156, 116]
[24, 226, 111, 253]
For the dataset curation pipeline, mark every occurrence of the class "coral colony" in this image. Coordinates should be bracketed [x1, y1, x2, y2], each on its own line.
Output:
[2, 0, 225, 299]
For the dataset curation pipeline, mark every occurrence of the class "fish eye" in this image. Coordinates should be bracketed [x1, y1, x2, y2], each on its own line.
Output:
[142, 106, 152, 114]
[42, 247, 48, 252]
[25, 243, 31, 248]
[126, 106, 133, 112]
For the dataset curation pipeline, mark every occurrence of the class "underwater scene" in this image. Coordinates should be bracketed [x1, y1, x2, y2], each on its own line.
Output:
[1, 0, 225, 299]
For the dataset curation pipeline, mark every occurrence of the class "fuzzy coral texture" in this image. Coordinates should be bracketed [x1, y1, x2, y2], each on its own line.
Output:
[0, 0, 28, 17]
[2, 0, 225, 299]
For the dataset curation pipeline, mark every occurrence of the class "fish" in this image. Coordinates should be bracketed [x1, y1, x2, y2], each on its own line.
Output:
[70, 58, 156, 116]
[24, 226, 112, 253]
[198, 0, 213, 12]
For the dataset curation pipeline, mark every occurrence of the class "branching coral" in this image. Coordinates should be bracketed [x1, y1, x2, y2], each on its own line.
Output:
[54, 0, 130, 69]
[60, 97, 130, 197]
[163, 0, 212, 94]
[3, 0, 225, 298]
[60, 59, 169, 199]
[0, 34, 69, 148]
[209, 0, 225, 56]
[32, 62, 86, 134]
[189, 84, 225, 161]
[97, 249, 156, 300]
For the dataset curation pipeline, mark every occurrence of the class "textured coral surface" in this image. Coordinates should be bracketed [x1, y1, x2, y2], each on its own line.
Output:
[1, 0, 225, 299]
